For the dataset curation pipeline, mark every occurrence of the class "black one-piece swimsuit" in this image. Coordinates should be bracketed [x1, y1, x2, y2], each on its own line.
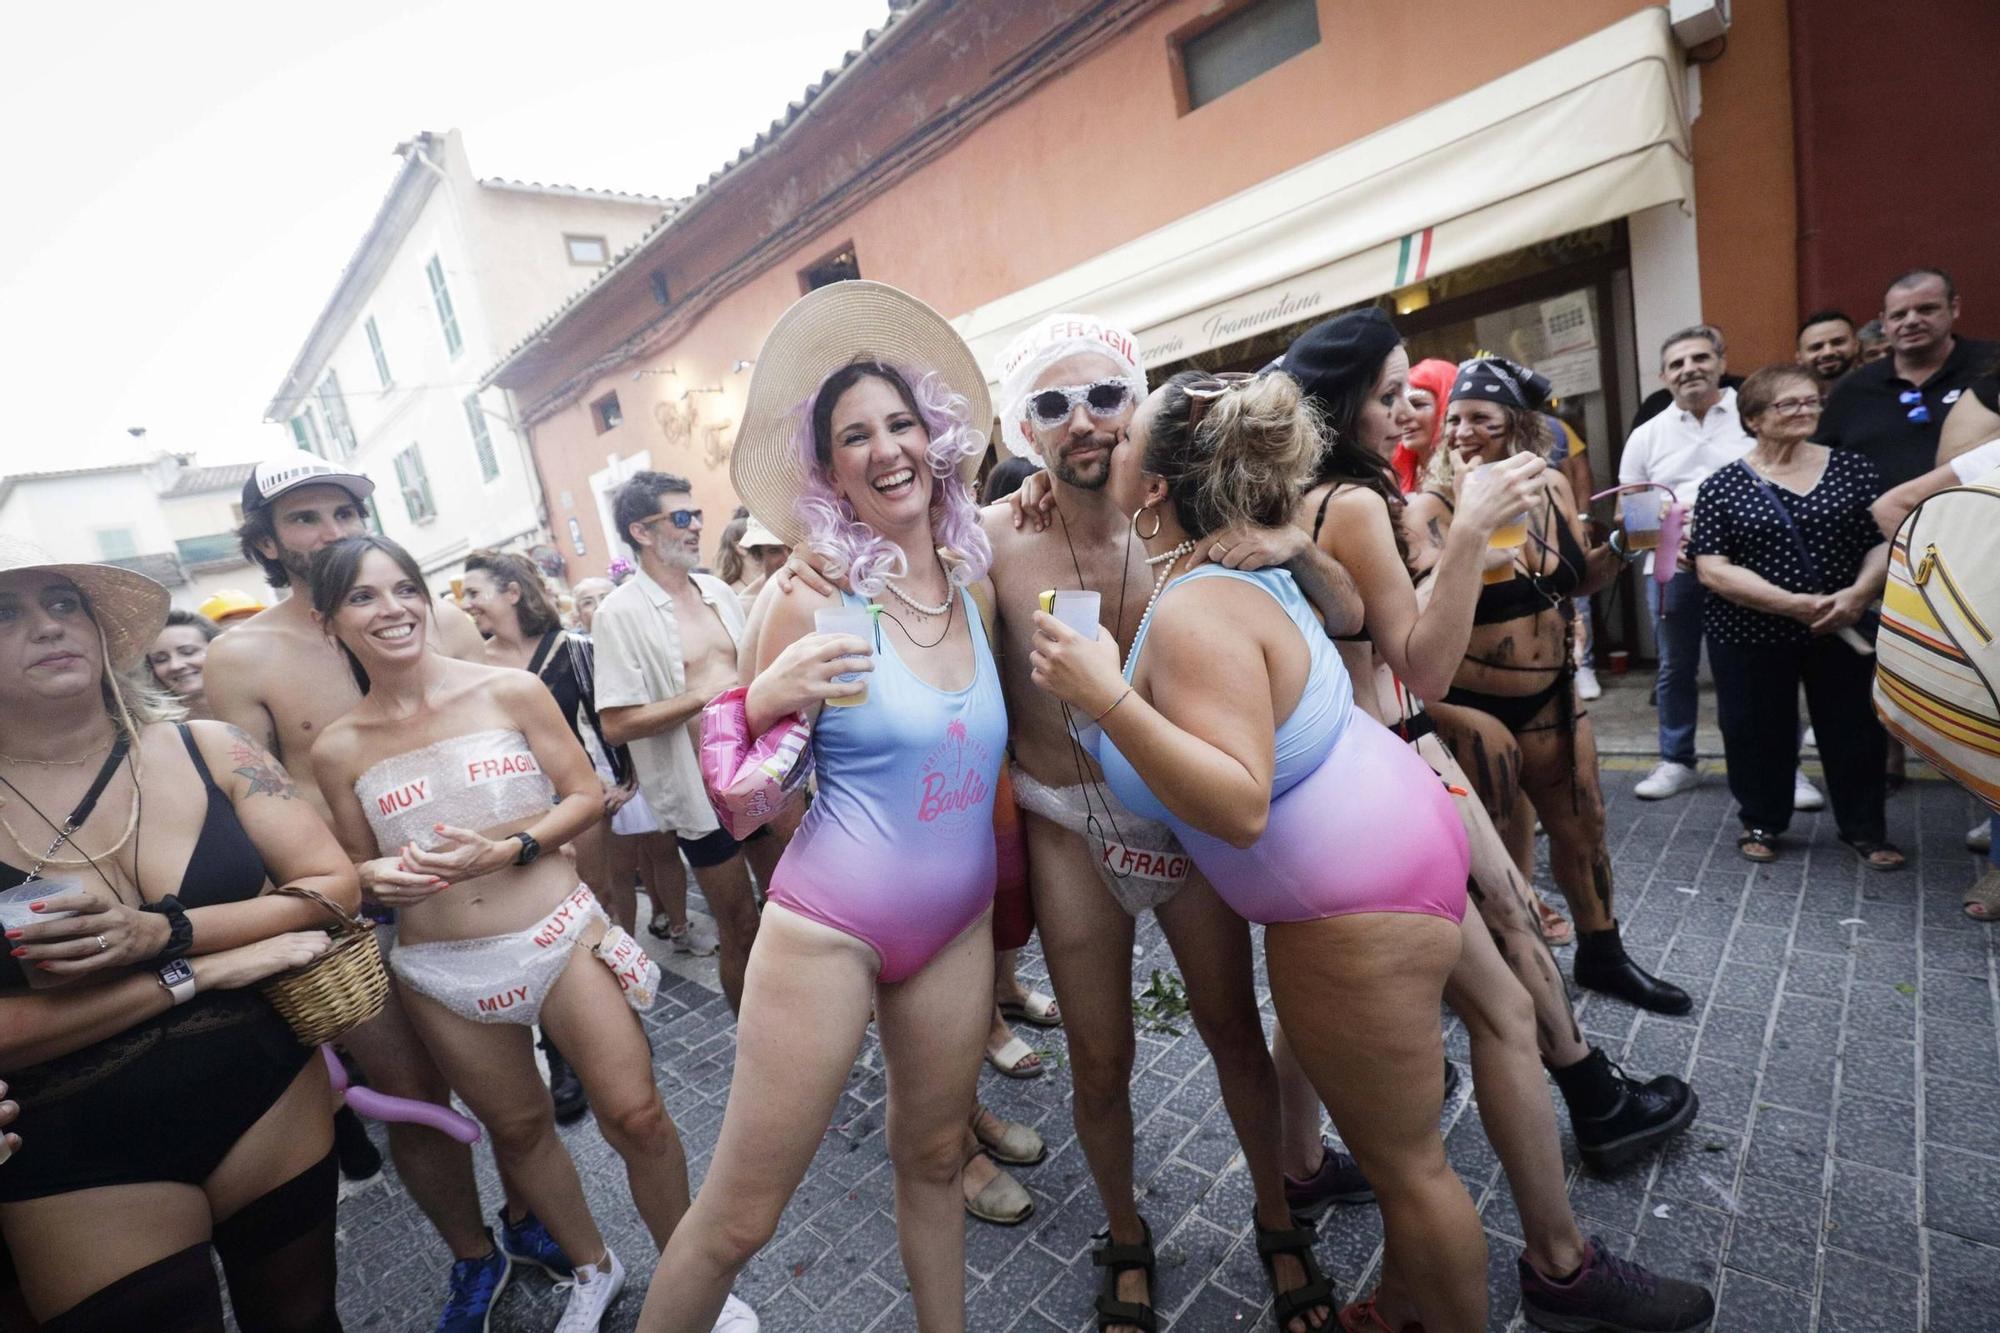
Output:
[0, 724, 309, 1203]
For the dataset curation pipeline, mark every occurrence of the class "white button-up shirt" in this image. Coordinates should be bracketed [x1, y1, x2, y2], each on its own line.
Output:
[589, 568, 747, 837]
[1617, 387, 1751, 575]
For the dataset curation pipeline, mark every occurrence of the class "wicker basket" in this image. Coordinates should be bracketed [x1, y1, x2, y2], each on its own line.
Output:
[257, 886, 389, 1046]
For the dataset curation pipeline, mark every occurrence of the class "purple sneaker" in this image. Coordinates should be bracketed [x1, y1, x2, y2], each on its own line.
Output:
[1283, 1138, 1374, 1220]
[1519, 1237, 1714, 1332]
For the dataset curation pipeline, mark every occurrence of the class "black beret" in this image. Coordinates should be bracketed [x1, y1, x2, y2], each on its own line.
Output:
[1447, 356, 1552, 412]
[1279, 307, 1402, 407]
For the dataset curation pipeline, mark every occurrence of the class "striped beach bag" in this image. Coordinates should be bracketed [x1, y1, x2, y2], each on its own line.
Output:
[1874, 467, 2000, 812]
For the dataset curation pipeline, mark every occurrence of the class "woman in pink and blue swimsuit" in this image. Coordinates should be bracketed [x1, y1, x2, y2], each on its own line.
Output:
[639, 285, 1005, 1333]
[1032, 370, 1490, 1332]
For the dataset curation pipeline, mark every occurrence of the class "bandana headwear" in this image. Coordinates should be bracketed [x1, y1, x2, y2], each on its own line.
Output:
[1447, 356, 1553, 413]
[995, 313, 1147, 460]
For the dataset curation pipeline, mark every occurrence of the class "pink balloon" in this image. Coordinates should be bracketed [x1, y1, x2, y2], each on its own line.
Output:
[321, 1045, 481, 1144]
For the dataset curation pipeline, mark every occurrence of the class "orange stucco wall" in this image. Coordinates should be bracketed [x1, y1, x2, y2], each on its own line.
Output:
[532, 0, 1806, 575]
[1687, 0, 1798, 371]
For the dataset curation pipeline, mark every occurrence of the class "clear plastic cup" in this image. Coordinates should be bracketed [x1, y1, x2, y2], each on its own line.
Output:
[1622, 490, 1664, 552]
[814, 606, 874, 707]
[0, 877, 81, 990]
[1469, 462, 1528, 584]
[1051, 590, 1101, 640]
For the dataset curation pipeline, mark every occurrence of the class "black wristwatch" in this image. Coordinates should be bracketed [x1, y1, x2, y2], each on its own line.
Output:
[143, 895, 194, 961]
[511, 832, 542, 866]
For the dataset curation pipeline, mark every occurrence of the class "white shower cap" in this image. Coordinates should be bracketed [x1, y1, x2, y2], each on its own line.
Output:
[994, 313, 1148, 460]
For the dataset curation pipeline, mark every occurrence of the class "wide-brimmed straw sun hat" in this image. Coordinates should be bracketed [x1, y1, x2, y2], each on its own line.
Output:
[0, 536, 172, 672]
[732, 280, 991, 548]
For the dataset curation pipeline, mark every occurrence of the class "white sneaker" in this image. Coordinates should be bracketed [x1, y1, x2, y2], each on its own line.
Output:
[1972, 823, 1994, 855]
[555, 1250, 625, 1332]
[1574, 666, 1603, 701]
[713, 1293, 760, 1331]
[1793, 769, 1826, 812]
[1634, 761, 1701, 800]
[670, 921, 719, 957]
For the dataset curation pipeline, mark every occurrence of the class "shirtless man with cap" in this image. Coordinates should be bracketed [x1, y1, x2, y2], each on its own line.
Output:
[204, 453, 559, 1330]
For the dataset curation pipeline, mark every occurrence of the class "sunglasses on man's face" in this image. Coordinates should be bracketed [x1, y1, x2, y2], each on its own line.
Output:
[641, 508, 703, 531]
[1028, 380, 1135, 428]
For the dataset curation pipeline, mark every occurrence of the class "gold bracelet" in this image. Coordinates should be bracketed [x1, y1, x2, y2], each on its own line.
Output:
[1094, 688, 1134, 724]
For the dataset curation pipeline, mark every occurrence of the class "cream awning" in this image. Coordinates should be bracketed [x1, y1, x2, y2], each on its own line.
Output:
[956, 7, 1691, 377]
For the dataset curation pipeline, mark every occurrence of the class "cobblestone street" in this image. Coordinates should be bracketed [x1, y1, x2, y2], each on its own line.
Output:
[331, 757, 1999, 1331]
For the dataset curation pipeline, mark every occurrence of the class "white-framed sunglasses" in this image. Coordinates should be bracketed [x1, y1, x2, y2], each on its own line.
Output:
[1027, 379, 1138, 428]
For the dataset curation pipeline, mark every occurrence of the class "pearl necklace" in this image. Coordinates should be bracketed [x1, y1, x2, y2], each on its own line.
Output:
[883, 577, 950, 617]
[1124, 541, 1195, 673]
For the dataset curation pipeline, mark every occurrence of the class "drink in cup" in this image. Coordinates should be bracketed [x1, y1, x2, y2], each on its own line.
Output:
[0, 877, 81, 990]
[1469, 462, 1528, 584]
[1049, 590, 1101, 640]
[814, 605, 874, 707]
[1041, 590, 1108, 746]
[1622, 490, 1664, 552]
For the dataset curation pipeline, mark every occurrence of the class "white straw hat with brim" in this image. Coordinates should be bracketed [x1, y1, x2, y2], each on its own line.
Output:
[731, 280, 990, 549]
[0, 537, 172, 672]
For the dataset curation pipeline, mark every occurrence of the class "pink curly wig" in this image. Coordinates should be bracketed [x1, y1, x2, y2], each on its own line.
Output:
[792, 361, 992, 596]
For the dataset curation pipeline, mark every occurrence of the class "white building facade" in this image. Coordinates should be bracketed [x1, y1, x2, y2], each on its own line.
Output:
[0, 456, 264, 611]
[264, 130, 668, 580]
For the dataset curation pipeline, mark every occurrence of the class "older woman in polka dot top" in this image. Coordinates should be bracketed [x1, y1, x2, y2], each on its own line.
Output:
[1690, 363, 1900, 870]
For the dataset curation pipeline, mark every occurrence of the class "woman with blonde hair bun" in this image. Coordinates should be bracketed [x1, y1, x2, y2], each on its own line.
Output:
[1031, 368, 1489, 1331]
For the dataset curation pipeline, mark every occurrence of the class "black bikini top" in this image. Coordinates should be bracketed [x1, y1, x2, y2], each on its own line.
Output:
[1311, 484, 1382, 644]
[0, 725, 269, 991]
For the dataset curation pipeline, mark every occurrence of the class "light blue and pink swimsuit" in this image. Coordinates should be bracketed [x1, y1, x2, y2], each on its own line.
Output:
[767, 588, 1009, 981]
[1089, 565, 1468, 926]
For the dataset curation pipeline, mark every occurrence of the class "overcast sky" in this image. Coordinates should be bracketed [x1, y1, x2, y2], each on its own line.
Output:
[0, 0, 890, 476]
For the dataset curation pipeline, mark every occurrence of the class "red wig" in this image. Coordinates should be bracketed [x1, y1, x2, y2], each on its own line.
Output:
[1391, 358, 1459, 493]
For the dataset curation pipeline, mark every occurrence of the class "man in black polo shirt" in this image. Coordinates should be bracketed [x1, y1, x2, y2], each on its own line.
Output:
[1816, 268, 1997, 488]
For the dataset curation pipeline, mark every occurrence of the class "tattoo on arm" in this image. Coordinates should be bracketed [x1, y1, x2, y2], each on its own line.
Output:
[222, 725, 301, 800]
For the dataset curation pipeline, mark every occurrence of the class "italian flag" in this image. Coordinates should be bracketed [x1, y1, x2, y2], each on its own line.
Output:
[1394, 226, 1436, 286]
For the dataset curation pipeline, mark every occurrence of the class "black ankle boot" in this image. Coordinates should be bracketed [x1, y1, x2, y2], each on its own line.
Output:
[1573, 924, 1691, 1015]
[540, 1035, 589, 1124]
[1551, 1047, 1698, 1173]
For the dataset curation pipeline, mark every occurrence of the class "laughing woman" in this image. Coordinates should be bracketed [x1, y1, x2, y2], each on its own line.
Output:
[638, 284, 1005, 1333]
[307, 534, 736, 1333]
[1405, 359, 1688, 1016]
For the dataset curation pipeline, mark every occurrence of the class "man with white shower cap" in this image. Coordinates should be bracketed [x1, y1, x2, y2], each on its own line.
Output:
[975, 312, 1366, 1330]
[994, 313, 1150, 463]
